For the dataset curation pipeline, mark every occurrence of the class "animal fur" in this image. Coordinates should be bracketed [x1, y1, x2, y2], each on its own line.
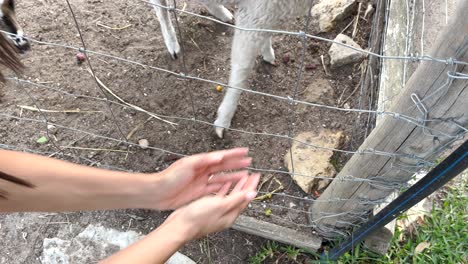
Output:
[150, 0, 311, 138]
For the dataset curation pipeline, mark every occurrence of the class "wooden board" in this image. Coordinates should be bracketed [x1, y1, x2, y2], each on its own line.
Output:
[232, 215, 322, 252]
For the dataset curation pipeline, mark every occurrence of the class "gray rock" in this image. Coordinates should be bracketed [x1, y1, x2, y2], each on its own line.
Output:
[40, 224, 195, 264]
[329, 34, 365, 68]
[312, 0, 356, 32]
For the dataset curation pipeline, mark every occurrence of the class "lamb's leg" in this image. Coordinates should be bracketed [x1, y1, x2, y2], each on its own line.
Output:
[200, 1, 234, 22]
[214, 31, 262, 138]
[261, 35, 276, 65]
[150, 0, 180, 59]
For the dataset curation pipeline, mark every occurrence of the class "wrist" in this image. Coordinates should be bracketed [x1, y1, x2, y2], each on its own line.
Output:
[161, 214, 196, 243]
[128, 172, 164, 210]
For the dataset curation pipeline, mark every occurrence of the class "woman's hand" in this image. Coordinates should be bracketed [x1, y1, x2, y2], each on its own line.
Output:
[101, 173, 260, 264]
[165, 172, 260, 240]
[147, 148, 253, 210]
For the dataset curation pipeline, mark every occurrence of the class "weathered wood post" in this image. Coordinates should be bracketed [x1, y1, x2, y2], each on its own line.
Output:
[309, 0, 468, 237]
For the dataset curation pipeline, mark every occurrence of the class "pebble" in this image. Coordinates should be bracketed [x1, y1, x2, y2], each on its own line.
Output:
[47, 124, 58, 135]
[138, 139, 149, 149]
[305, 63, 318, 70]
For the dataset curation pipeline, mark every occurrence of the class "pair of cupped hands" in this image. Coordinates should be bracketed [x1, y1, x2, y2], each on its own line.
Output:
[146, 148, 259, 240]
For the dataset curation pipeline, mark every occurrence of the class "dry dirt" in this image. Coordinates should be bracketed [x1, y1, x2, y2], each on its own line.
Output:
[0, 0, 375, 263]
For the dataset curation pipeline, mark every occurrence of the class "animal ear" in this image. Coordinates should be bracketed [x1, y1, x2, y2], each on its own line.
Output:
[0, 32, 23, 83]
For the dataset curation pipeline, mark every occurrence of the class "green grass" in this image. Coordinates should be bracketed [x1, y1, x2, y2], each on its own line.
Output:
[248, 178, 467, 264]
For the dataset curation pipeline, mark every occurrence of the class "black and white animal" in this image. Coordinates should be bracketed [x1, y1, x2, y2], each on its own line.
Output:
[150, 0, 311, 138]
[0, 0, 29, 52]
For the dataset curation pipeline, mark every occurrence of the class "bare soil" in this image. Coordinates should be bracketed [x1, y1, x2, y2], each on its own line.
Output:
[0, 0, 375, 263]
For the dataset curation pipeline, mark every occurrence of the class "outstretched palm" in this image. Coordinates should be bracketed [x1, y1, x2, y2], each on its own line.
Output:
[154, 148, 253, 210]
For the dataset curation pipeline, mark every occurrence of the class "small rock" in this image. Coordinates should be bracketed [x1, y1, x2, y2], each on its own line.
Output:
[289, 202, 297, 208]
[76, 52, 86, 64]
[329, 34, 365, 69]
[138, 139, 149, 149]
[305, 64, 318, 70]
[282, 54, 291, 64]
[47, 124, 58, 135]
[344, 103, 351, 109]
[312, 0, 357, 32]
[284, 130, 344, 193]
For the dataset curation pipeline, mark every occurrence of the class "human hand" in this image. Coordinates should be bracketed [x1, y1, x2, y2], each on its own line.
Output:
[163, 173, 260, 241]
[147, 148, 253, 210]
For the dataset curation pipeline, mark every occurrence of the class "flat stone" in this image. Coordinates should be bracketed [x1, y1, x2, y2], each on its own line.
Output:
[329, 34, 365, 68]
[298, 78, 334, 113]
[284, 130, 344, 193]
[312, 0, 356, 32]
[40, 224, 195, 264]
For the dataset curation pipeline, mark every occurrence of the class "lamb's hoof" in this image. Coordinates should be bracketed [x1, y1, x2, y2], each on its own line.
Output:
[263, 59, 278, 66]
[215, 127, 225, 139]
[166, 41, 181, 60]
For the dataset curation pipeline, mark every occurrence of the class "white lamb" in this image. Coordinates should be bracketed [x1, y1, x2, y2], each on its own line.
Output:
[149, 0, 311, 138]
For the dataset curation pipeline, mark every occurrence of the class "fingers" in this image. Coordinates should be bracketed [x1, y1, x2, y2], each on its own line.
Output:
[242, 173, 261, 193]
[205, 157, 252, 176]
[193, 148, 249, 170]
[231, 174, 248, 193]
[208, 170, 248, 184]
[202, 183, 224, 195]
[223, 174, 260, 212]
[216, 182, 232, 196]
[222, 190, 251, 212]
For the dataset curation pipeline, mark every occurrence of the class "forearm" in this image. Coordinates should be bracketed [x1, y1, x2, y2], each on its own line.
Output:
[101, 220, 191, 264]
[0, 150, 159, 212]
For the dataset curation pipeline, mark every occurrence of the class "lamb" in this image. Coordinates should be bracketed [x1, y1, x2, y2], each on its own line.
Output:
[0, 0, 29, 52]
[149, 0, 311, 138]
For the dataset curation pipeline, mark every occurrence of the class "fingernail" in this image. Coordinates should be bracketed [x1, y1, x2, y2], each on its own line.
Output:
[212, 154, 223, 162]
[245, 191, 257, 200]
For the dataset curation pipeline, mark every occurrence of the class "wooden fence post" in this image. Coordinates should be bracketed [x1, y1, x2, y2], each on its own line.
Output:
[309, 1, 468, 237]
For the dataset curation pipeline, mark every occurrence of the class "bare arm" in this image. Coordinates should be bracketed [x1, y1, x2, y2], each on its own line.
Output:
[0, 149, 158, 212]
[0, 148, 252, 212]
[101, 174, 260, 264]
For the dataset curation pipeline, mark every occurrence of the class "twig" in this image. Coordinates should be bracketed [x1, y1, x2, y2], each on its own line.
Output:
[17, 105, 102, 114]
[364, 3, 375, 19]
[96, 22, 132, 31]
[60, 146, 133, 153]
[320, 55, 330, 76]
[254, 178, 284, 201]
[189, 36, 202, 52]
[126, 116, 153, 140]
[340, 18, 355, 34]
[352, 2, 362, 39]
[86, 68, 178, 127]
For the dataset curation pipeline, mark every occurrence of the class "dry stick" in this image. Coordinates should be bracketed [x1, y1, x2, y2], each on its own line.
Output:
[126, 116, 154, 140]
[254, 178, 284, 201]
[364, 3, 375, 19]
[96, 22, 132, 30]
[17, 105, 102, 114]
[320, 54, 330, 76]
[86, 68, 177, 127]
[352, 2, 362, 39]
[60, 146, 132, 153]
[340, 63, 367, 106]
[340, 18, 355, 35]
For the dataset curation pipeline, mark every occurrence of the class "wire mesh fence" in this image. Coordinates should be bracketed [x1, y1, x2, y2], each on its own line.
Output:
[1, 0, 466, 247]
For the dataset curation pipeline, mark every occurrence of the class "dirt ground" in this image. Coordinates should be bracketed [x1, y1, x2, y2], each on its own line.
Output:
[0, 0, 375, 263]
